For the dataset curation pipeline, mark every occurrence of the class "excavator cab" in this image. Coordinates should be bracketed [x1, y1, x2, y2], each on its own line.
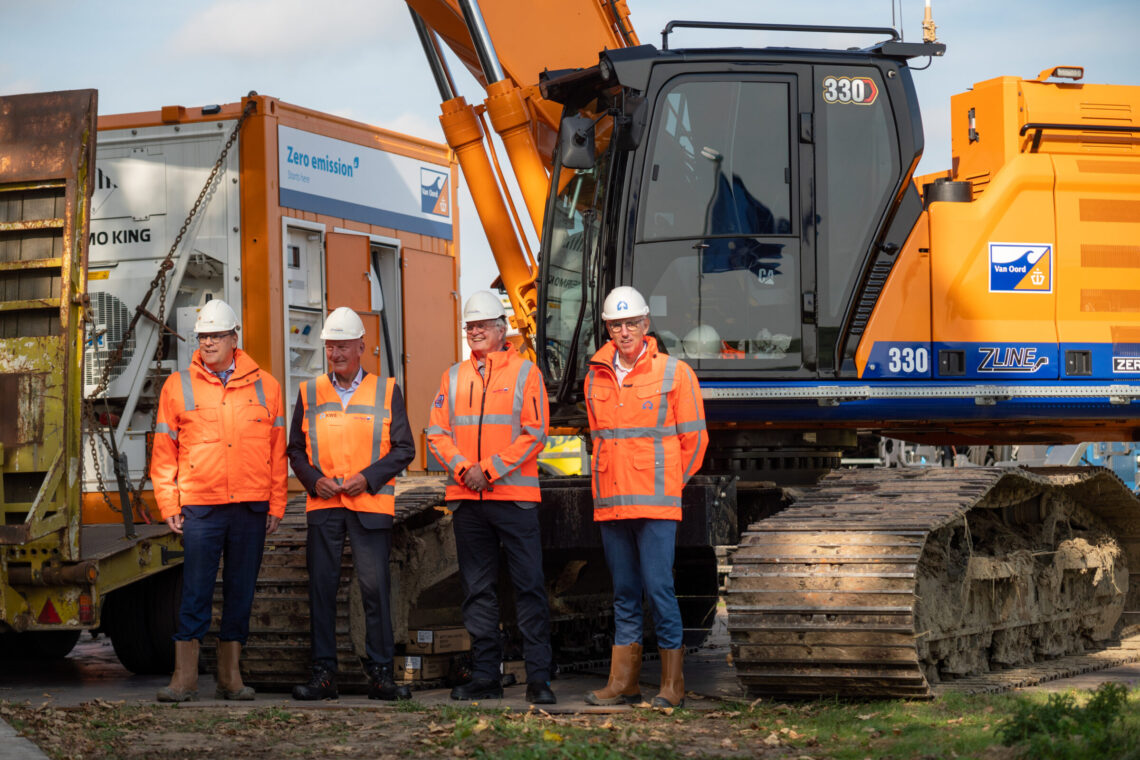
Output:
[537, 25, 942, 419]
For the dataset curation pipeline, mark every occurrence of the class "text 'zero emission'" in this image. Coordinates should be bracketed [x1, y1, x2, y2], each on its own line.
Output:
[285, 146, 359, 177]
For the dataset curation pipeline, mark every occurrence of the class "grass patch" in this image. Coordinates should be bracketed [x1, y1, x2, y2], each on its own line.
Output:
[435, 709, 685, 759]
[1, 682, 1138, 759]
[997, 682, 1140, 759]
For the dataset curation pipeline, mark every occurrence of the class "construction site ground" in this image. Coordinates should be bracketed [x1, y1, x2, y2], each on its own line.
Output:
[2, 610, 1140, 759]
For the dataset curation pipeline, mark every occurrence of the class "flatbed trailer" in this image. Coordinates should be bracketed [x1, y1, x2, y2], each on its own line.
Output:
[0, 90, 183, 661]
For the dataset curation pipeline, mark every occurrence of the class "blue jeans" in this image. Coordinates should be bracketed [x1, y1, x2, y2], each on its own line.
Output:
[175, 502, 267, 643]
[599, 519, 683, 650]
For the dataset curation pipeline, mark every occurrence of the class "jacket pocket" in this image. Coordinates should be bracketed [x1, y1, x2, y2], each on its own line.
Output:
[183, 407, 221, 444]
[185, 439, 223, 484]
[587, 385, 614, 425]
[238, 404, 273, 492]
[238, 404, 272, 440]
[634, 383, 664, 405]
[633, 450, 664, 470]
[587, 385, 612, 403]
[593, 441, 610, 473]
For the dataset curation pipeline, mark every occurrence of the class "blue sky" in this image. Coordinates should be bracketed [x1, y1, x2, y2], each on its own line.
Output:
[3, 0, 1137, 302]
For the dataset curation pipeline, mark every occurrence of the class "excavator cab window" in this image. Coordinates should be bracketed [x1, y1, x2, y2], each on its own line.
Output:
[539, 108, 618, 395]
[813, 65, 900, 367]
[632, 74, 803, 371]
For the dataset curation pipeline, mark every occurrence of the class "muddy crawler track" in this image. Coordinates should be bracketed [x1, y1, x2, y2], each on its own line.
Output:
[201, 478, 453, 692]
[726, 467, 1140, 699]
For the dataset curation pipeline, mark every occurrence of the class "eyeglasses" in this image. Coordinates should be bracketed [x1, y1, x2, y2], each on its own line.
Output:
[325, 343, 359, 355]
[464, 320, 503, 333]
[197, 332, 235, 344]
[605, 318, 646, 333]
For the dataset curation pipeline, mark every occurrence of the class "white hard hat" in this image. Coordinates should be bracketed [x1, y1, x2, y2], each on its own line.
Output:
[683, 324, 721, 357]
[601, 286, 649, 321]
[194, 299, 238, 334]
[320, 306, 366, 340]
[463, 291, 506, 323]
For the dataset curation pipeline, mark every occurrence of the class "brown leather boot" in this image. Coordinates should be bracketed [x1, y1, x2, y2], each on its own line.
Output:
[651, 648, 684, 708]
[215, 640, 255, 700]
[157, 640, 200, 702]
[585, 642, 643, 705]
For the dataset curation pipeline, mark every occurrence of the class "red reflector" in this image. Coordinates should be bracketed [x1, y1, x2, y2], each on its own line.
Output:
[37, 599, 62, 625]
[78, 594, 94, 625]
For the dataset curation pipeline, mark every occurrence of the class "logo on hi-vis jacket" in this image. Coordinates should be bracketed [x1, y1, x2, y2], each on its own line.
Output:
[989, 243, 1052, 293]
[421, 168, 449, 216]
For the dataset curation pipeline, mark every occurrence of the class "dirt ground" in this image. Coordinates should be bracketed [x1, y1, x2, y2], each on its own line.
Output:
[0, 700, 811, 760]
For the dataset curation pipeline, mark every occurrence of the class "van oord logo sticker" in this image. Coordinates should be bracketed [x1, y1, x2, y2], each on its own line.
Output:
[989, 243, 1052, 293]
[421, 168, 449, 217]
[821, 76, 878, 105]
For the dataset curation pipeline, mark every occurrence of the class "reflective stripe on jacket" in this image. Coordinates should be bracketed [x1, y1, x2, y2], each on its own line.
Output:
[299, 373, 396, 515]
[426, 347, 548, 503]
[151, 349, 288, 519]
[584, 337, 707, 521]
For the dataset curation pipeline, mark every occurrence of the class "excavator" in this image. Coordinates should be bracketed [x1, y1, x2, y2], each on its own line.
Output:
[405, 0, 1140, 697]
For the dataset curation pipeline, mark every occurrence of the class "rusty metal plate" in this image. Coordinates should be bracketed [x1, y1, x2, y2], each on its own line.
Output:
[0, 91, 97, 183]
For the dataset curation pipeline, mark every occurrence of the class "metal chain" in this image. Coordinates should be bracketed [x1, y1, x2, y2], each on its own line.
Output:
[81, 94, 259, 519]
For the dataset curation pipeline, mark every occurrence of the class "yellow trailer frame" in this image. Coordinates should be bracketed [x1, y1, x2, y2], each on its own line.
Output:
[0, 90, 181, 647]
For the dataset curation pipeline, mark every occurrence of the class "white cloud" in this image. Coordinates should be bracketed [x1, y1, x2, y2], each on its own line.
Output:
[374, 111, 444, 143]
[168, 0, 402, 61]
[0, 67, 41, 98]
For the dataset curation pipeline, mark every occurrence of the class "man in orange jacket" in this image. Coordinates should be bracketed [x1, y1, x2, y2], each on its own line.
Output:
[583, 286, 707, 709]
[287, 307, 414, 702]
[427, 291, 555, 705]
[150, 299, 287, 703]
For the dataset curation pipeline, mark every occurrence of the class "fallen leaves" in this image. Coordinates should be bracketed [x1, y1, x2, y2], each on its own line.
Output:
[0, 690, 1030, 760]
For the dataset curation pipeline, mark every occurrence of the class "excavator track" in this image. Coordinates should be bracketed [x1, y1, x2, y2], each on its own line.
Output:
[726, 467, 1140, 699]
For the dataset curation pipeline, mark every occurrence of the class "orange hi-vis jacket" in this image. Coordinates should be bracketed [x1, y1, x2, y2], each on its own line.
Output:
[298, 373, 397, 515]
[584, 337, 708, 522]
[426, 347, 548, 503]
[151, 349, 288, 520]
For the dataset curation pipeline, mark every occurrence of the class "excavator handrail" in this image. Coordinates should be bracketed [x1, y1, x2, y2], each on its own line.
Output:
[1020, 121, 1140, 151]
[661, 20, 900, 50]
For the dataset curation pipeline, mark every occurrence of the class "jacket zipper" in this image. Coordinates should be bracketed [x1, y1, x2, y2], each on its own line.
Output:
[475, 360, 489, 500]
[589, 359, 624, 515]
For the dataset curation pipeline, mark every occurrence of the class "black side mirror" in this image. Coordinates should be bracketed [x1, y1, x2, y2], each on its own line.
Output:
[559, 115, 596, 170]
[615, 95, 647, 151]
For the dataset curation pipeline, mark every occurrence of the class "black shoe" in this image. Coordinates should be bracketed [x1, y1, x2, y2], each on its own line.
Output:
[450, 677, 503, 701]
[365, 663, 411, 701]
[292, 665, 337, 700]
[525, 681, 557, 705]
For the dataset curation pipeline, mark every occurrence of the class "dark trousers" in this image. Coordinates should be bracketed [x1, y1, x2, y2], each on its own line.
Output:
[306, 507, 395, 670]
[453, 500, 553, 683]
[175, 502, 267, 643]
